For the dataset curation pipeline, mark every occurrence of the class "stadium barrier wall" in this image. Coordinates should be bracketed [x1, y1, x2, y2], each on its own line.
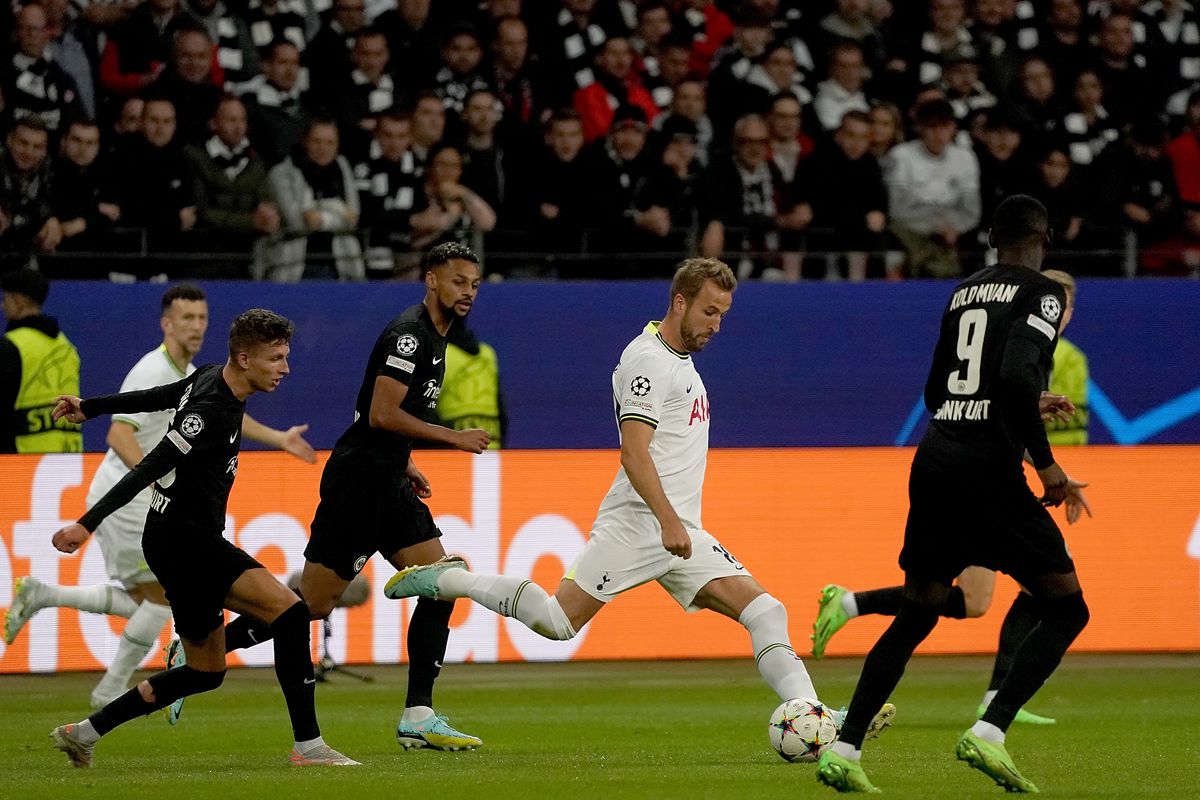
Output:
[2, 446, 1197, 674]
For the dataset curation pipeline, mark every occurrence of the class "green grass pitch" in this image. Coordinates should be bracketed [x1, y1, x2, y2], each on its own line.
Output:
[2, 654, 1196, 798]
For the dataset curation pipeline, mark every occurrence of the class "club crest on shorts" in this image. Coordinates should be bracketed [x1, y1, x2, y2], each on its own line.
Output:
[353, 555, 368, 573]
[1039, 294, 1061, 323]
[396, 334, 419, 356]
[180, 413, 204, 438]
[630, 376, 651, 396]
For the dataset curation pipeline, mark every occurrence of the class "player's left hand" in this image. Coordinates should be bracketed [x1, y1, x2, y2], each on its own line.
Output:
[281, 424, 316, 463]
[1036, 462, 1069, 507]
[1039, 392, 1075, 423]
[52, 395, 87, 424]
[406, 462, 432, 498]
[52, 523, 90, 554]
[1064, 478, 1092, 525]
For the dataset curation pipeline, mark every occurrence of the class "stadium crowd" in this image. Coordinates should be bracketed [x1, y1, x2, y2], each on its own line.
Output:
[0, 0, 1198, 280]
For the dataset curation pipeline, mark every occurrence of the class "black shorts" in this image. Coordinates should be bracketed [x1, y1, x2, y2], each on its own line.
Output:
[898, 459, 1075, 587]
[306, 451, 441, 581]
[142, 521, 263, 641]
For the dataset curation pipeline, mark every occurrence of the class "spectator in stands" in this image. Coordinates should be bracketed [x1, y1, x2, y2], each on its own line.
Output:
[1061, 69, 1119, 171]
[1144, 0, 1200, 110]
[707, 8, 772, 137]
[813, 40, 872, 132]
[631, 115, 701, 275]
[967, 0, 1025, 92]
[409, 143, 496, 251]
[1094, 118, 1182, 268]
[745, 39, 814, 117]
[264, 117, 364, 281]
[4, 3, 83, 136]
[0, 119, 61, 268]
[817, 0, 888, 76]
[245, 40, 311, 166]
[1023, 142, 1086, 252]
[1091, 12, 1160, 124]
[801, 109, 887, 281]
[766, 93, 815, 189]
[1010, 55, 1063, 139]
[303, 0, 363, 97]
[354, 110, 420, 277]
[324, 27, 395, 160]
[433, 26, 491, 120]
[883, 98, 980, 278]
[631, 2, 676, 110]
[188, 0, 261, 95]
[110, 98, 196, 251]
[147, 27, 225, 144]
[100, 0, 201, 98]
[1040, 0, 1089, 84]
[184, 95, 280, 276]
[1166, 91, 1200, 212]
[53, 119, 120, 257]
[376, 0, 439, 95]
[574, 36, 659, 143]
[579, 104, 654, 276]
[974, 109, 1027, 246]
[941, 46, 996, 133]
[490, 15, 546, 129]
[243, 0, 318, 60]
[461, 88, 529, 230]
[410, 90, 446, 175]
[532, 108, 590, 264]
[668, 0, 733, 79]
[541, 0, 628, 105]
[44, 0, 96, 120]
[650, 77, 713, 166]
[115, 97, 144, 140]
[868, 101, 905, 159]
[900, 0, 978, 96]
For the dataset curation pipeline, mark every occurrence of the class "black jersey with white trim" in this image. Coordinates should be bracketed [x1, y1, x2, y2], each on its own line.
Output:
[331, 302, 447, 468]
[918, 264, 1066, 472]
[78, 364, 245, 534]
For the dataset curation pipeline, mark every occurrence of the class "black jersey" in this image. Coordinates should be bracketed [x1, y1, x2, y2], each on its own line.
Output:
[330, 302, 447, 469]
[918, 264, 1067, 473]
[79, 364, 245, 534]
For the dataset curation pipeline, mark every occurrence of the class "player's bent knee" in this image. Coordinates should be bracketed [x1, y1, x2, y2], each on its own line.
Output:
[738, 592, 786, 630]
[533, 596, 577, 641]
[305, 598, 335, 620]
[1047, 591, 1089, 637]
[187, 666, 227, 692]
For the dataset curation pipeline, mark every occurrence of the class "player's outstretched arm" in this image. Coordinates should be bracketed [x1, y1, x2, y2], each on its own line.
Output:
[241, 413, 317, 463]
[619, 419, 691, 559]
[368, 375, 490, 453]
[63, 375, 194, 422]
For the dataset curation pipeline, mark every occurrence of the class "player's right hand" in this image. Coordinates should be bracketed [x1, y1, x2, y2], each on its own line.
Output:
[52, 523, 90, 554]
[52, 395, 87, 424]
[453, 428, 491, 454]
[661, 521, 692, 560]
[1064, 477, 1093, 524]
[1036, 462, 1069, 507]
[1038, 392, 1075, 423]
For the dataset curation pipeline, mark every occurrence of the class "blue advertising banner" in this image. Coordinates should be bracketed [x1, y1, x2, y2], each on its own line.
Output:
[40, 279, 1200, 450]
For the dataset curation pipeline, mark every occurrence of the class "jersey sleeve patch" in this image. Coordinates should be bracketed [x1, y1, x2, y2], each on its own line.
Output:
[180, 413, 204, 438]
[395, 333, 419, 356]
[167, 429, 192, 453]
[1038, 293, 1062, 323]
[386, 355, 416, 373]
[1026, 313, 1057, 340]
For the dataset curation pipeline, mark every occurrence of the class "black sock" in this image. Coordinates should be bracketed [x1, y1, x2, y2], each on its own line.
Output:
[270, 600, 320, 742]
[854, 586, 903, 616]
[983, 591, 1089, 731]
[90, 665, 225, 735]
[839, 600, 940, 748]
[405, 597, 453, 709]
[224, 614, 275, 652]
[988, 592, 1041, 691]
[940, 586, 967, 619]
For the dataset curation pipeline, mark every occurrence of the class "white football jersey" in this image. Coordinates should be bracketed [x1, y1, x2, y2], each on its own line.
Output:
[88, 346, 196, 498]
[594, 323, 711, 531]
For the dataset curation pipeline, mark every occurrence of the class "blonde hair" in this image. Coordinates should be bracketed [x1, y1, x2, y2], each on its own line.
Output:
[669, 258, 737, 304]
[1042, 269, 1076, 304]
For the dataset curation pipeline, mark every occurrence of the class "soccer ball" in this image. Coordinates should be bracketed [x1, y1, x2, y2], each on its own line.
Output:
[768, 698, 838, 762]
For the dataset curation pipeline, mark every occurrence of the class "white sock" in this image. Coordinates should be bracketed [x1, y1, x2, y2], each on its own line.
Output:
[41, 583, 138, 618]
[99, 601, 172, 692]
[740, 594, 817, 702]
[831, 740, 861, 760]
[841, 591, 859, 619]
[981, 689, 998, 709]
[971, 720, 1005, 744]
[402, 705, 434, 723]
[295, 736, 326, 754]
[438, 571, 577, 641]
[74, 719, 101, 745]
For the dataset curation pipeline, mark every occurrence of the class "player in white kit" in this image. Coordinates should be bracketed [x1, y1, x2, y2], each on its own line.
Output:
[382, 259, 893, 735]
[4, 285, 316, 708]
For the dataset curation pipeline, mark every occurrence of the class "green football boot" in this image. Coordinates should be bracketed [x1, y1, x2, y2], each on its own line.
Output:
[811, 584, 851, 659]
[817, 750, 881, 794]
[384, 555, 467, 600]
[956, 730, 1039, 793]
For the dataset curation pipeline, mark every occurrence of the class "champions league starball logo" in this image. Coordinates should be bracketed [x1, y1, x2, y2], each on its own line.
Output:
[180, 414, 204, 438]
[630, 376, 651, 397]
[1040, 294, 1062, 323]
[396, 334, 419, 356]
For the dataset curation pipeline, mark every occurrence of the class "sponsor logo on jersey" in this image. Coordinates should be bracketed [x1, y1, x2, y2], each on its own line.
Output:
[422, 379, 441, 400]
[630, 376, 651, 396]
[386, 355, 415, 373]
[1040, 294, 1062, 323]
[396, 334, 419, 356]
[166, 430, 192, 453]
[180, 413, 204, 438]
[689, 394, 710, 425]
[1026, 314, 1057, 340]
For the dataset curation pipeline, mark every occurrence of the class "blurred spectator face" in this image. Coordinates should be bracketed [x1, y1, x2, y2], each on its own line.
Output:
[1020, 58, 1054, 103]
[353, 33, 389, 80]
[672, 80, 706, 120]
[549, 117, 584, 161]
[983, 124, 1019, 160]
[1099, 15, 1134, 61]
[42, 0, 69, 27]
[835, 0, 872, 21]
[663, 135, 696, 171]
[175, 30, 213, 84]
[15, 5, 49, 58]
[1073, 71, 1102, 112]
[763, 45, 798, 90]
[930, 0, 965, 34]
[767, 96, 802, 141]
[944, 61, 979, 96]
[7, 124, 48, 172]
[835, 115, 872, 160]
[972, 0, 1008, 28]
[917, 118, 956, 156]
[428, 146, 463, 186]
[1187, 96, 1200, 131]
[732, 116, 769, 169]
[869, 105, 901, 151]
[412, 97, 445, 146]
[564, 0, 596, 15]
[118, 98, 145, 135]
[376, 116, 410, 160]
[265, 42, 301, 90]
[611, 121, 647, 162]
[213, 98, 248, 147]
[597, 37, 634, 81]
[486, 0, 521, 17]
[63, 122, 101, 168]
[333, 0, 366, 33]
[494, 18, 528, 72]
[303, 122, 339, 166]
[830, 45, 866, 92]
[637, 5, 671, 49]
[192, 0, 219, 14]
[660, 43, 691, 86]
[1038, 148, 1070, 188]
[1048, 0, 1081, 30]
[464, 91, 500, 136]
[733, 21, 770, 58]
[444, 31, 483, 75]
[149, 0, 179, 15]
[143, 100, 178, 148]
